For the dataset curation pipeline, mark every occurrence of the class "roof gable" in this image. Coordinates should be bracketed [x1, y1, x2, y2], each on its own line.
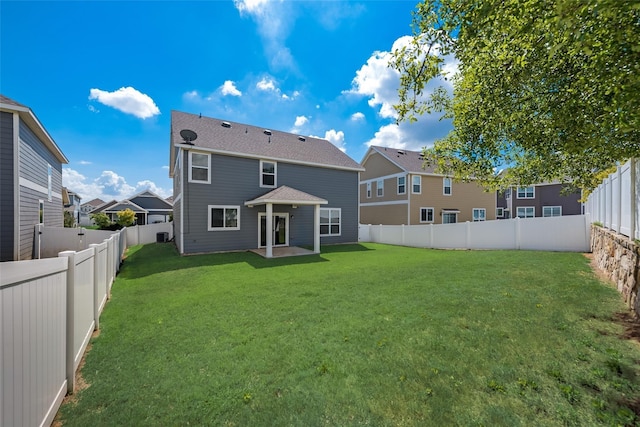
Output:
[170, 111, 363, 175]
[364, 146, 438, 175]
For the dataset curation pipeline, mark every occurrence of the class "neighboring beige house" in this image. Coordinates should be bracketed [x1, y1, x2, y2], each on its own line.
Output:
[360, 146, 496, 225]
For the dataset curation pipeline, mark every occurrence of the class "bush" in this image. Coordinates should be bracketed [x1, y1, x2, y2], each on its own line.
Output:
[117, 208, 136, 227]
[91, 212, 112, 229]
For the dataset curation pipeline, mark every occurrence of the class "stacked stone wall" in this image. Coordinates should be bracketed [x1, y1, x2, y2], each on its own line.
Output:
[591, 225, 640, 317]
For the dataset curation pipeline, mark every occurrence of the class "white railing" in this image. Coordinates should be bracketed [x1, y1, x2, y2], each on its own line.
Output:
[359, 215, 591, 252]
[584, 158, 639, 240]
[0, 229, 125, 427]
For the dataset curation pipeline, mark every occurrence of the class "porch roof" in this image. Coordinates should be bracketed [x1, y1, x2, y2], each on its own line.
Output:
[244, 185, 328, 207]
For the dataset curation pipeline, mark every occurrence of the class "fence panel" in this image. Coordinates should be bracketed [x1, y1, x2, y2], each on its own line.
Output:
[0, 258, 68, 427]
[90, 241, 109, 328]
[585, 158, 639, 240]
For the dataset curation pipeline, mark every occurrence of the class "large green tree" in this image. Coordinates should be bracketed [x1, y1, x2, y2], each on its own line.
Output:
[392, 0, 640, 190]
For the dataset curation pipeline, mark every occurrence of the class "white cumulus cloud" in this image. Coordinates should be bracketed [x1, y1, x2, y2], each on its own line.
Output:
[220, 80, 242, 97]
[311, 129, 347, 153]
[294, 116, 308, 127]
[88, 86, 160, 119]
[257, 77, 277, 92]
[63, 168, 171, 202]
[351, 112, 365, 122]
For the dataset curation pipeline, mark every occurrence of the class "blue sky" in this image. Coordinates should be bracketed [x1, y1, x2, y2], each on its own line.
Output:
[1, 0, 454, 203]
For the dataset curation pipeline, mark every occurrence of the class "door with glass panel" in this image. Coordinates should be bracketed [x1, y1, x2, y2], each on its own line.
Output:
[259, 213, 289, 247]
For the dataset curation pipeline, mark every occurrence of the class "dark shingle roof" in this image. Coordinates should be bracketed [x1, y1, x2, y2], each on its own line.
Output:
[245, 185, 328, 206]
[0, 94, 28, 108]
[170, 111, 363, 174]
[368, 146, 439, 175]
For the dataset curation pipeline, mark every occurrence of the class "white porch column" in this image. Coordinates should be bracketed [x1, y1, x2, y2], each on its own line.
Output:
[266, 203, 273, 258]
[314, 204, 321, 254]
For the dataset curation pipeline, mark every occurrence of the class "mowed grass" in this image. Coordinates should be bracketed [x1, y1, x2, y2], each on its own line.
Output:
[58, 243, 640, 426]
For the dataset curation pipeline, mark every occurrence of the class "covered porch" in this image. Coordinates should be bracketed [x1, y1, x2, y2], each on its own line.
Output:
[245, 186, 327, 258]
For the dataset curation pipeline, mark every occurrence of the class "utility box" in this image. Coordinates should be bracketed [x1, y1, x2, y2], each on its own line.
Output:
[157, 232, 169, 243]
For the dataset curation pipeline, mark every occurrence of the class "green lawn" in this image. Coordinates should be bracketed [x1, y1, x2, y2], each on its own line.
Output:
[57, 243, 640, 426]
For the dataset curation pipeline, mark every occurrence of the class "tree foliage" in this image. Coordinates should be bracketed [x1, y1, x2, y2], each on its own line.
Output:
[116, 208, 136, 227]
[91, 212, 112, 229]
[392, 0, 640, 190]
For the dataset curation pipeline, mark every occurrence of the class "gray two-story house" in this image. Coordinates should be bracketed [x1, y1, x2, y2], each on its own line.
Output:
[169, 111, 363, 257]
[1, 95, 69, 261]
[497, 183, 583, 219]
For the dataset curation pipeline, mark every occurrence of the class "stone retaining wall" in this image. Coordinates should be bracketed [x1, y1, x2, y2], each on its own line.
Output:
[591, 225, 640, 317]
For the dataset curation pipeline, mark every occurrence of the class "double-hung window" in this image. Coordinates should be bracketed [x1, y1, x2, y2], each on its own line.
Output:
[320, 208, 341, 236]
[412, 175, 421, 194]
[376, 179, 384, 197]
[208, 205, 240, 230]
[397, 176, 406, 195]
[473, 208, 486, 222]
[189, 152, 211, 183]
[366, 182, 371, 198]
[516, 207, 535, 218]
[496, 207, 504, 218]
[443, 177, 452, 195]
[542, 206, 562, 217]
[517, 186, 534, 199]
[260, 160, 276, 188]
[420, 207, 434, 223]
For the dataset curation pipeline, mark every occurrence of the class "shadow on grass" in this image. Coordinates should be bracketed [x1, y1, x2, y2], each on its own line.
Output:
[118, 243, 373, 279]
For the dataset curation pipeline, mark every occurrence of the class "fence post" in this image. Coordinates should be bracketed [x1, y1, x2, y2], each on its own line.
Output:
[401, 224, 405, 246]
[89, 243, 101, 330]
[515, 217, 521, 250]
[616, 165, 622, 234]
[466, 221, 471, 249]
[631, 158, 637, 241]
[58, 250, 76, 394]
[428, 223, 433, 248]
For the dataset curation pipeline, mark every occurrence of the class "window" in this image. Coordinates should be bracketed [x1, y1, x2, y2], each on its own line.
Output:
[47, 164, 52, 202]
[473, 208, 486, 222]
[376, 179, 384, 197]
[38, 200, 44, 224]
[443, 177, 452, 195]
[496, 207, 504, 218]
[366, 182, 371, 198]
[442, 211, 457, 223]
[516, 207, 535, 218]
[420, 207, 434, 223]
[504, 188, 511, 199]
[320, 208, 341, 236]
[208, 205, 240, 230]
[412, 175, 421, 194]
[189, 152, 210, 183]
[517, 186, 534, 199]
[260, 160, 276, 188]
[397, 176, 406, 195]
[542, 206, 562, 217]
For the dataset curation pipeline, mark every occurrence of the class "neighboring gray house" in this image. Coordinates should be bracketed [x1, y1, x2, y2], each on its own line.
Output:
[1, 95, 69, 261]
[497, 183, 583, 219]
[169, 111, 363, 257]
[62, 187, 82, 226]
[89, 190, 173, 225]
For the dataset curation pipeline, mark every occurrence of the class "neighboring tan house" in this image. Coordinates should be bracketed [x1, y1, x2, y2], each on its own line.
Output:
[79, 197, 105, 226]
[89, 190, 173, 225]
[0, 94, 69, 261]
[360, 146, 496, 225]
[169, 111, 363, 257]
[497, 183, 583, 219]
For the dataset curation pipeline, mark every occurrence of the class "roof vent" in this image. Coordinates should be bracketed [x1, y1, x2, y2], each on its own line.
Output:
[298, 136, 306, 142]
[397, 150, 405, 155]
[263, 129, 272, 136]
[221, 121, 231, 128]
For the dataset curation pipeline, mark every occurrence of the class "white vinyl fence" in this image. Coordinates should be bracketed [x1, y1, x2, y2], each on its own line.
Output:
[584, 158, 639, 240]
[359, 215, 591, 252]
[1, 222, 173, 427]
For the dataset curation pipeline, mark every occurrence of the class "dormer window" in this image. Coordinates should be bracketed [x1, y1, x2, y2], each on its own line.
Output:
[260, 160, 277, 188]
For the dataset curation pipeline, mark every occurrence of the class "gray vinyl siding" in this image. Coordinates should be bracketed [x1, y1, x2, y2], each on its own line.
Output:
[1, 111, 15, 261]
[180, 151, 359, 254]
[16, 118, 63, 259]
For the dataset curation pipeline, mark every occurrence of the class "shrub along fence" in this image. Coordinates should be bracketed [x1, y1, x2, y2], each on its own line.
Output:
[359, 215, 591, 252]
[0, 222, 172, 427]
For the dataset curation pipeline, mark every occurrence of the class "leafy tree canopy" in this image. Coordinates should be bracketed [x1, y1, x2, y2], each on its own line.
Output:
[116, 208, 136, 227]
[392, 0, 640, 190]
[90, 212, 112, 229]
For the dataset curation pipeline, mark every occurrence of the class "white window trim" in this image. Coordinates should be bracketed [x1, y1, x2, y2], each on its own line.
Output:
[320, 207, 341, 237]
[496, 207, 504, 218]
[516, 206, 535, 218]
[47, 164, 52, 202]
[412, 175, 421, 194]
[376, 179, 384, 197]
[207, 205, 240, 231]
[419, 207, 434, 223]
[472, 208, 486, 222]
[189, 151, 211, 184]
[38, 199, 44, 224]
[443, 177, 452, 196]
[366, 182, 371, 199]
[517, 186, 535, 199]
[260, 160, 277, 188]
[397, 176, 406, 195]
[442, 211, 458, 224]
[542, 206, 562, 217]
